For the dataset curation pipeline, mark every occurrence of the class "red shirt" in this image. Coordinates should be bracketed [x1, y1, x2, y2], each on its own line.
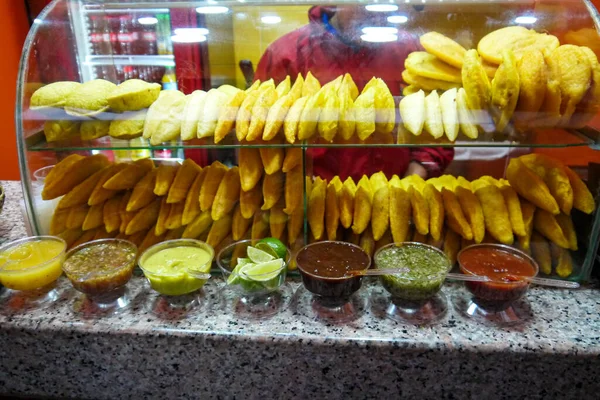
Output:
[255, 6, 454, 182]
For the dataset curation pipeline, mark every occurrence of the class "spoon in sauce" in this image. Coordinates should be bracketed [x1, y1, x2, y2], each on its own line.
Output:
[445, 272, 580, 289]
[345, 269, 580, 288]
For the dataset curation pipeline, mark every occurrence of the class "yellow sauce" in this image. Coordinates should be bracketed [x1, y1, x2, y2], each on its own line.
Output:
[141, 246, 212, 296]
[0, 239, 65, 291]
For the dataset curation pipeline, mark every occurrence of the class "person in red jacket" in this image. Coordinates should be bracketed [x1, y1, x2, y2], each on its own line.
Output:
[255, 5, 454, 182]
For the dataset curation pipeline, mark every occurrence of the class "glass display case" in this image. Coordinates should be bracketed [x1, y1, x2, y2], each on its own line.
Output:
[15, 0, 600, 284]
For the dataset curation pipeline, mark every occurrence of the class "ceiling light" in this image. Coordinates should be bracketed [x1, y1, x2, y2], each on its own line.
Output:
[196, 6, 229, 14]
[174, 28, 209, 36]
[515, 16, 537, 24]
[138, 17, 158, 25]
[261, 16, 282, 24]
[171, 34, 207, 43]
[365, 5, 399, 12]
[387, 15, 408, 24]
[362, 27, 398, 35]
[361, 33, 398, 43]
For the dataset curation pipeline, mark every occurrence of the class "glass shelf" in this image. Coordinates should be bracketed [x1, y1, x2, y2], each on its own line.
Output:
[25, 127, 599, 152]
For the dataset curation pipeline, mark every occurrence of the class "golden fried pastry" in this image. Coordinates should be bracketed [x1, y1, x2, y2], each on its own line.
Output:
[352, 176, 373, 235]
[439, 88, 459, 141]
[154, 164, 179, 197]
[199, 161, 227, 212]
[107, 79, 161, 112]
[400, 89, 425, 136]
[491, 49, 520, 132]
[405, 52, 462, 83]
[212, 167, 241, 221]
[462, 49, 491, 111]
[64, 79, 116, 117]
[548, 45, 592, 125]
[515, 50, 547, 119]
[420, 31, 466, 68]
[108, 110, 147, 140]
[247, 86, 278, 141]
[302, 72, 321, 97]
[478, 26, 559, 65]
[167, 159, 201, 204]
[104, 158, 154, 191]
[198, 88, 230, 139]
[31, 81, 81, 109]
[43, 154, 110, 201]
[283, 96, 309, 143]
[43, 120, 80, 142]
[81, 120, 110, 141]
[354, 87, 377, 140]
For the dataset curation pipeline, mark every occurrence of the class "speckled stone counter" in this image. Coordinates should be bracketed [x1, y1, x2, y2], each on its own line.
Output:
[1, 180, 599, 399]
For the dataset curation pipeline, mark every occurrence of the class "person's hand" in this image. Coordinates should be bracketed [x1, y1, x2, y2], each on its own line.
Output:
[403, 161, 428, 179]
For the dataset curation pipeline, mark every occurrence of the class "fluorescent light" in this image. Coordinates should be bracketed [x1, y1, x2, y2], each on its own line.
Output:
[362, 27, 398, 35]
[387, 15, 408, 24]
[365, 4, 399, 12]
[196, 6, 229, 14]
[515, 16, 537, 24]
[261, 16, 281, 24]
[361, 33, 398, 43]
[171, 34, 207, 43]
[174, 28, 209, 36]
[138, 17, 158, 25]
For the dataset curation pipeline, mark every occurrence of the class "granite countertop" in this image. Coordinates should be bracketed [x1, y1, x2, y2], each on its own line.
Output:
[1, 180, 600, 399]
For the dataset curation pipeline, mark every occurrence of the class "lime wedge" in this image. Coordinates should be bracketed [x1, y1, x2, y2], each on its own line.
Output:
[255, 242, 278, 259]
[258, 238, 287, 259]
[247, 246, 275, 264]
[227, 259, 254, 285]
[240, 259, 283, 282]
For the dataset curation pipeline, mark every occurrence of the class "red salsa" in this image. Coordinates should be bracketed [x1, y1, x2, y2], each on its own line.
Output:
[458, 245, 538, 306]
[459, 247, 537, 282]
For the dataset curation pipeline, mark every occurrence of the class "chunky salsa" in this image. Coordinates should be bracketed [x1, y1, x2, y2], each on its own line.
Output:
[458, 245, 538, 305]
[375, 243, 450, 301]
[63, 240, 137, 296]
[459, 246, 537, 282]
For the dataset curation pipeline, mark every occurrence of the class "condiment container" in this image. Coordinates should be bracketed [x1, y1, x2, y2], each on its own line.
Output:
[295, 241, 370, 300]
[458, 243, 539, 308]
[374, 242, 451, 301]
[0, 236, 66, 291]
[63, 239, 137, 297]
[138, 239, 214, 296]
[217, 239, 289, 296]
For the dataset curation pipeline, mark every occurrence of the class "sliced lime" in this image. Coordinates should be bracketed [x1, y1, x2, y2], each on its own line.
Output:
[247, 246, 275, 264]
[258, 238, 287, 259]
[255, 242, 278, 259]
[227, 259, 254, 285]
[240, 259, 283, 282]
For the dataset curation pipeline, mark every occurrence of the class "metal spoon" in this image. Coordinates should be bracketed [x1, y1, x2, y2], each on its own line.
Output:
[346, 269, 580, 289]
[446, 272, 580, 289]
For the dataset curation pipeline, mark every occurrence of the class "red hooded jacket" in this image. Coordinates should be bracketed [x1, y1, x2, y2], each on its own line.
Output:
[255, 6, 454, 182]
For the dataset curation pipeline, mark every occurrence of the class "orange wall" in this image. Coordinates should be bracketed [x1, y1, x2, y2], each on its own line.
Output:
[0, 1, 29, 180]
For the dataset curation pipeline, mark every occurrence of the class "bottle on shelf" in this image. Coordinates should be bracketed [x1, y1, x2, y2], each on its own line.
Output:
[156, 14, 173, 56]
[109, 16, 120, 55]
[89, 16, 104, 55]
[117, 15, 133, 55]
[141, 20, 158, 55]
[161, 66, 178, 90]
[130, 13, 141, 55]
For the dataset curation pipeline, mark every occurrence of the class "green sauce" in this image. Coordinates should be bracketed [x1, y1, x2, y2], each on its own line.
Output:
[375, 244, 450, 300]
